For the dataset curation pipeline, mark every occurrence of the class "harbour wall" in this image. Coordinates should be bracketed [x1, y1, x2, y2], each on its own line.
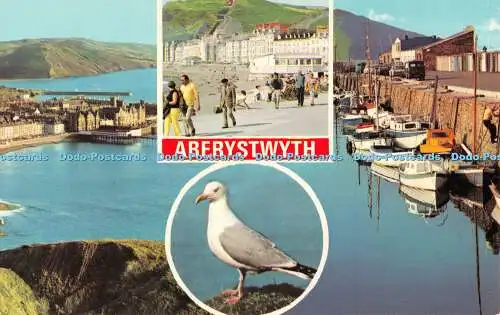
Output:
[336, 74, 500, 154]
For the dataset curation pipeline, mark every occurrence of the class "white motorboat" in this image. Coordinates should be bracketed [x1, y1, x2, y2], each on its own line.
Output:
[385, 115, 430, 149]
[371, 163, 400, 183]
[347, 131, 392, 152]
[400, 185, 449, 218]
[399, 160, 448, 190]
[370, 145, 415, 167]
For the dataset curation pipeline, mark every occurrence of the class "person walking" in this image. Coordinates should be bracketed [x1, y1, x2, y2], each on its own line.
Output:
[483, 104, 499, 143]
[270, 72, 284, 109]
[305, 73, 319, 106]
[163, 81, 182, 137]
[295, 70, 305, 106]
[220, 78, 237, 128]
[179, 74, 199, 137]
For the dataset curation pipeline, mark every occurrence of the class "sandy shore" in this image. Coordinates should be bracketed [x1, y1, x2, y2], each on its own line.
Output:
[0, 134, 72, 154]
[163, 63, 269, 116]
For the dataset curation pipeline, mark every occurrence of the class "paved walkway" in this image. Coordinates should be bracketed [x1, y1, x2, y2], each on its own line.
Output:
[426, 71, 500, 92]
[176, 93, 329, 137]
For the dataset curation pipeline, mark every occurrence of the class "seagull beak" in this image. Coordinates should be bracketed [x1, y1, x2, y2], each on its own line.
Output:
[195, 193, 208, 204]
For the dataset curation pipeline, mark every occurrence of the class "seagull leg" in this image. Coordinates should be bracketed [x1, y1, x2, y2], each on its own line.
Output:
[224, 269, 246, 304]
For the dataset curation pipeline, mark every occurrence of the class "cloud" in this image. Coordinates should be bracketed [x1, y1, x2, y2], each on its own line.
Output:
[487, 18, 500, 31]
[368, 9, 394, 23]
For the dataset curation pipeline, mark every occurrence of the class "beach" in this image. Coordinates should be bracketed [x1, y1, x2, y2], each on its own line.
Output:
[0, 133, 72, 154]
[164, 63, 274, 116]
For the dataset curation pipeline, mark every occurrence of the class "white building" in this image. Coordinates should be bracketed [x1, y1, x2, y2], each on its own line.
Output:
[249, 54, 325, 77]
[391, 35, 440, 63]
[163, 25, 328, 73]
[44, 123, 65, 135]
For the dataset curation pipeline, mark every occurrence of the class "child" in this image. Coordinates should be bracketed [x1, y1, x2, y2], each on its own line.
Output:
[236, 90, 251, 109]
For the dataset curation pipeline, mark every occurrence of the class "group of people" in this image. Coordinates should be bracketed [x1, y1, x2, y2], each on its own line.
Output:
[163, 74, 198, 137]
[294, 70, 320, 107]
[164, 75, 247, 137]
[163, 71, 321, 137]
[260, 71, 320, 109]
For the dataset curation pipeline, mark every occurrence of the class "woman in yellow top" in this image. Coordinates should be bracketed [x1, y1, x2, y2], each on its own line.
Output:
[163, 81, 182, 137]
[305, 73, 319, 106]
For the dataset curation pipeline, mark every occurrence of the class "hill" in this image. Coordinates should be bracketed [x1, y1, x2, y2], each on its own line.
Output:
[163, 0, 423, 60]
[0, 240, 304, 314]
[0, 38, 156, 80]
[163, 0, 328, 40]
[335, 10, 422, 60]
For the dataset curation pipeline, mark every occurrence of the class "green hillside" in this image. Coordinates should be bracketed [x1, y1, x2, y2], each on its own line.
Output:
[0, 38, 156, 79]
[163, 0, 351, 59]
[163, 0, 327, 38]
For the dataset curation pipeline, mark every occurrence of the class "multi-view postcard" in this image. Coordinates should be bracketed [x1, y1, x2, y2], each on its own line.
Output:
[159, 0, 332, 162]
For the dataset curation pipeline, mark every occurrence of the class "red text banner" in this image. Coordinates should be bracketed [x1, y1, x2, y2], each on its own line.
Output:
[160, 137, 330, 162]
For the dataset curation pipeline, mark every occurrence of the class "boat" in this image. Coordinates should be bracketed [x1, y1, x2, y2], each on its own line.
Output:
[489, 183, 500, 207]
[370, 145, 415, 167]
[419, 129, 455, 154]
[342, 113, 368, 126]
[371, 163, 400, 183]
[449, 163, 494, 187]
[347, 131, 392, 153]
[400, 185, 449, 218]
[385, 115, 430, 149]
[355, 122, 375, 133]
[399, 160, 448, 190]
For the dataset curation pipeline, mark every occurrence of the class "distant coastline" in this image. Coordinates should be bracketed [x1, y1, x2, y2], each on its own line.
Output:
[0, 66, 157, 82]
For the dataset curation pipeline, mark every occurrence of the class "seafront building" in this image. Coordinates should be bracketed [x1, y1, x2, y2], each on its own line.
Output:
[164, 20, 329, 75]
[0, 94, 152, 143]
[379, 25, 500, 73]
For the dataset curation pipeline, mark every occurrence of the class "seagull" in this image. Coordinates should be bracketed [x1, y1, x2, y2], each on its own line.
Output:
[195, 181, 317, 304]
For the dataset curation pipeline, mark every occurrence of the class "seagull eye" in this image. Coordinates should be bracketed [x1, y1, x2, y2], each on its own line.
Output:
[214, 187, 220, 193]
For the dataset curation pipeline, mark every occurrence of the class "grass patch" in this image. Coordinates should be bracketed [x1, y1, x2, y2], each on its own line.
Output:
[0, 268, 48, 315]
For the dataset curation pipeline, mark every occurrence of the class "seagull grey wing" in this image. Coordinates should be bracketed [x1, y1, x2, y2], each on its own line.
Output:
[219, 222, 297, 269]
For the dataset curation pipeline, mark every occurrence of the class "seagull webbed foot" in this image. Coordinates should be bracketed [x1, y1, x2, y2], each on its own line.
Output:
[222, 289, 239, 296]
[224, 296, 241, 304]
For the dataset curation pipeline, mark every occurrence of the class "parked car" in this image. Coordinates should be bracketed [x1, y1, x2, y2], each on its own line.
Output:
[377, 64, 391, 76]
[404, 60, 425, 80]
[389, 61, 405, 77]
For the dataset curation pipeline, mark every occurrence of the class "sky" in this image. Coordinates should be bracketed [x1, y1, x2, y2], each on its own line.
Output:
[0, 0, 157, 44]
[336, 0, 500, 49]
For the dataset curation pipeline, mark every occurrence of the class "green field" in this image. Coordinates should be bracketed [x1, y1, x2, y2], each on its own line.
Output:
[163, 0, 325, 39]
[0, 38, 155, 79]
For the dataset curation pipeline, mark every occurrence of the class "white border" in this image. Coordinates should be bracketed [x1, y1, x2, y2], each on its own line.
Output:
[165, 161, 330, 315]
[156, 0, 163, 155]
[157, 0, 336, 164]
[328, 0, 334, 159]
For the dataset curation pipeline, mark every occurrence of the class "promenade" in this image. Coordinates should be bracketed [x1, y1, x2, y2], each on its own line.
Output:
[0, 134, 71, 154]
[166, 92, 329, 137]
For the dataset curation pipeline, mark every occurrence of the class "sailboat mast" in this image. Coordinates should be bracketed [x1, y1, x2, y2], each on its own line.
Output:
[473, 34, 478, 154]
[365, 22, 372, 98]
[375, 81, 379, 130]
